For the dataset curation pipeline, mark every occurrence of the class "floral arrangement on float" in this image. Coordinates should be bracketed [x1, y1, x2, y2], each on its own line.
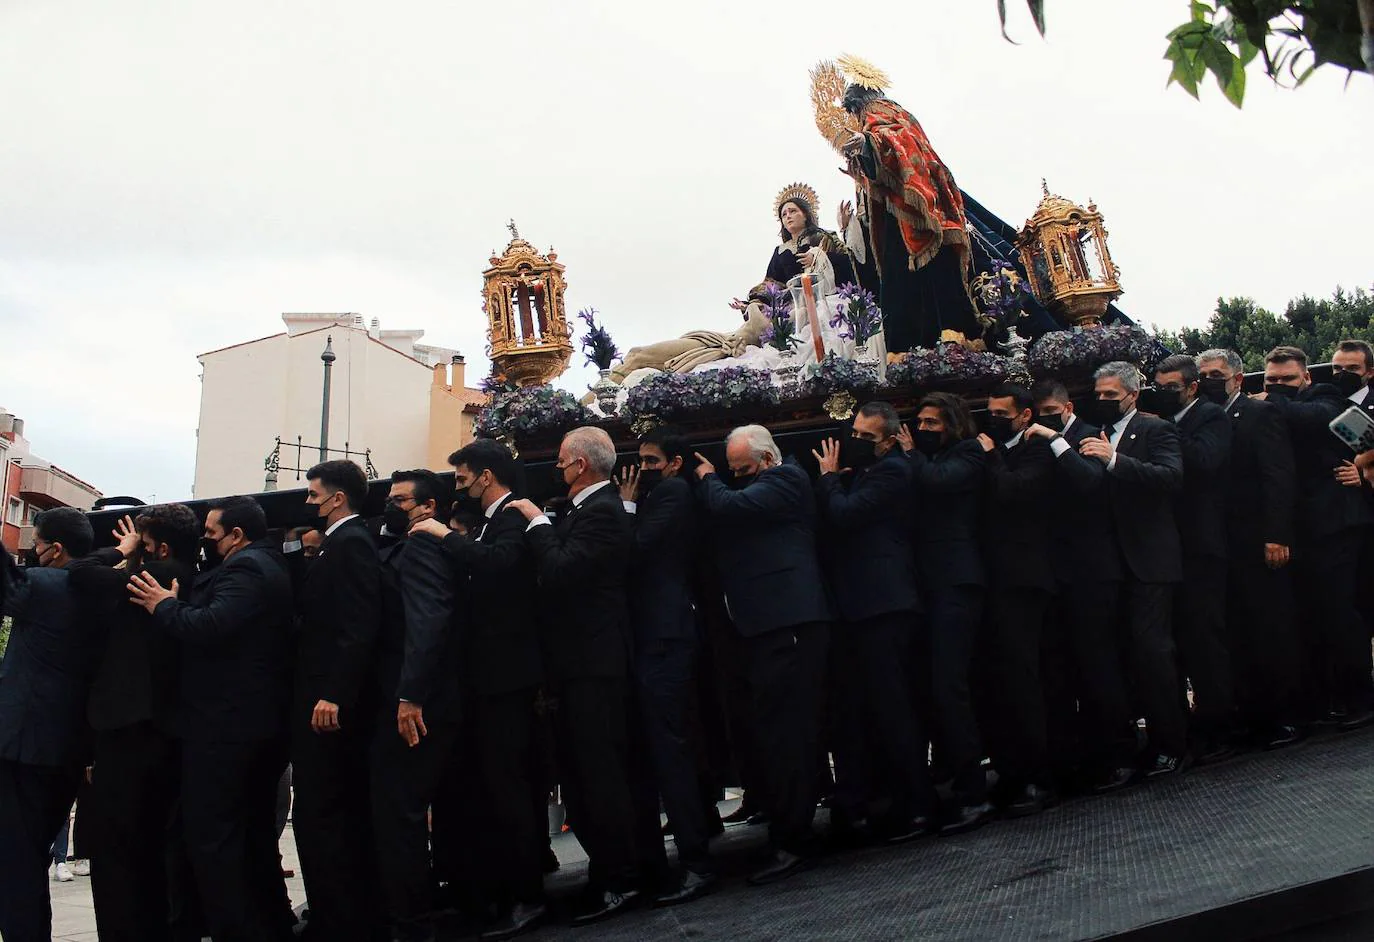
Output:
[622, 367, 780, 434]
[801, 353, 880, 398]
[1026, 323, 1161, 378]
[578, 308, 623, 415]
[885, 341, 1012, 388]
[474, 378, 594, 444]
[758, 282, 800, 354]
[972, 257, 1034, 339]
[831, 284, 884, 365]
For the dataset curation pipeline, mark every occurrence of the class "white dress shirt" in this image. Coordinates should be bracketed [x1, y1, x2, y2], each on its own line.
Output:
[1352, 384, 1370, 405]
[1173, 398, 1199, 423]
[526, 479, 613, 531]
[1049, 408, 1135, 470]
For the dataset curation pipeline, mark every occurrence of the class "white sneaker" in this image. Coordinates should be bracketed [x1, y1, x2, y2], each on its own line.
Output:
[52, 862, 73, 882]
[69, 859, 90, 877]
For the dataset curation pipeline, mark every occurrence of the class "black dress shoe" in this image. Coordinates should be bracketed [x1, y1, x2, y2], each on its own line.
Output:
[1338, 708, 1374, 731]
[939, 802, 995, 836]
[883, 816, 936, 845]
[707, 812, 725, 838]
[1197, 741, 1236, 765]
[824, 816, 870, 850]
[746, 850, 809, 886]
[569, 890, 639, 927]
[1093, 767, 1137, 794]
[745, 811, 770, 827]
[541, 845, 560, 874]
[479, 902, 547, 941]
[653, 870, 717, 907]
[1005, 784, 1053, 818]
[1144, 753, 1191, 779]
[1264, 725, 1303, 750]
[720, 805, 755, 825]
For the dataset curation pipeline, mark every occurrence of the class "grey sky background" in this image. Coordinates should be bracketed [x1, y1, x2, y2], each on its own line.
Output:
[2, 0, 1370, 503]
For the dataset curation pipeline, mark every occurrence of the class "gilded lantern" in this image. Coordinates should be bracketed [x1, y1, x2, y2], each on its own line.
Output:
[1015, 181, 1122, 329]
[483, 221, 573, 387]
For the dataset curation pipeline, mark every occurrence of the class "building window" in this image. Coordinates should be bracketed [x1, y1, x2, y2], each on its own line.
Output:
[5, 498, 22, 527]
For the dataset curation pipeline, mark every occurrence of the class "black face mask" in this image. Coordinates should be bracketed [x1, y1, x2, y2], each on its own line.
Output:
[200, 536, 224, 568]
[1148, 388, 1183, 417]
[20, 547, 41, 568]
[1264, 383, 1298, 400]
[637, 468, 665, 494]
[842, 437, 879, 470]
[1330, 370, 1366, 398]
[303, 499, 331, 531]
[913, 430, 943, 456]
[1036, 412, 1065, 434]
[551, 464, 574, 498]
[382, 506, 413, 537]
[454, 480, 487, 516]
[727, 470, 757, 490]
[1088, 397, 1127, 427]
[1198, 376, 1230, 405]
[985, 415, 1016, 445]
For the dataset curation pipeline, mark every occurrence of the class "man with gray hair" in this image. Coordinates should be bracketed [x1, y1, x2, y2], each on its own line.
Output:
[508, 426, 640, 926]
[693, 424, 831, 886]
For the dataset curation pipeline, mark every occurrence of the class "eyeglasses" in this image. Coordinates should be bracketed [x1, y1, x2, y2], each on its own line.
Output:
[385, 495, 418, 508]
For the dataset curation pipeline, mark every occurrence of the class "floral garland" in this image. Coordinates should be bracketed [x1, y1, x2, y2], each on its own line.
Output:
[1026, 324, 1161, 378]
[800, 353, 880, 398]
[623, 367, 779, 426]
[885, 342, 1011, 388]
[474, 384, 594, 442]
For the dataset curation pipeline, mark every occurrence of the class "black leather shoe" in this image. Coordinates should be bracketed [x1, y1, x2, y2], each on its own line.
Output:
[884, 816, 936, 845]
[569, 890, 639, 927]
[653, 870, 717, 907]
[939, 802, 995, 836]
[479, 902, 547, 941]
[746, 850, 809, 886]
[1197, 742, 1236, 765]
[745, 811, 770, 827]
[541, 845, 560, 874]
[720, 805, 754, 825]
[824, 816, 870, 850]
[1264, 725, 1303, 750]
[1093, 767, 1137, 794]
[1144, 753, 1191, 779]
[1338, 708, 1374, 731]
[1005, 784, 1053, 818]
[707, 812, 725, 838]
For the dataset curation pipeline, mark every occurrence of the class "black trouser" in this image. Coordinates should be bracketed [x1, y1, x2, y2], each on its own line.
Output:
[1055, 581, 1136, 772]
[915, 585, 986, 805]
[0, 759, 81, 942]
[982, 588, 1052, 791]
[1226, 540, 1300, 730]
[742, 621, 830, 855]
[1295, 528, 1373, 715]
[831, 612, 935, 823]
[633, 637, 713, 875]
[1175, 555, 1238, 741]
[180, 737, 291, 942]
[291, 707, 379, 941]
[89, 723, 179, 942]
[370, 709, 461, 942]
[1121, 580, 1187, 758]
[705, 603, 765, 811]
[459, 688, 545, 909]
[552, 675, 639, 893]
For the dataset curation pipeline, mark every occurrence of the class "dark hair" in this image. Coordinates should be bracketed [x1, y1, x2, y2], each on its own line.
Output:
[1335, 339, 1374, 370]
[640, 425, 691, 464]
[856, 401, 900, 436]
[448, 508, 484, 535]
[1154, 354, 1199, 385]
[135, 503, 201, 564]
[306, 459, 368, 512]
[391, 469, 448, 510]
[918, 392, 978, 442]
[777, 198, 819, 242]
[1266, 345, 1309, 368]
[1031, 380, 1070, 406]
[207, 496, 267, 542]
[988, 383, 1033, 414]
[448, 440, 517, 489]
[33, 507, 94, 558]
[842, 84, 883, 115]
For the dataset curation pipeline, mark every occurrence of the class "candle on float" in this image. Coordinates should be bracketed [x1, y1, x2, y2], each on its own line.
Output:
[801, 272, 825, 361]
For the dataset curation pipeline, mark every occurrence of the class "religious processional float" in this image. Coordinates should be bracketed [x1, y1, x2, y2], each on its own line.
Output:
[474, 55, 1161, 456]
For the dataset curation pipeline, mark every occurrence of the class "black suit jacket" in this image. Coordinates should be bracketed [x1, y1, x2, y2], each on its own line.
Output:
[376, 532, 462, 720]
[816, 451, 921, 622]
[1267, 383, 1374, 539]
[981, 435, 1056, 592]
[152, 540, 294, 743]
[69, 548, 193, 732]
[907, 439, 986, 589]
[526, 482, 633, 681]
[441, 494, 543, 696]
[0, 556, 102, 767]
[1047, 417, 1122, 585]
[1057, 411, 1184, 584]
[1221, 394, 1296, 549]
[699, 459, 832, 636]
[627, 476, 698, 647]
[1173, 399, 1233, 561]
[290, 517, 382, 715]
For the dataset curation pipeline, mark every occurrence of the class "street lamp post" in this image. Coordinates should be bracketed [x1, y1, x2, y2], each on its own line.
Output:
[320, 336, 336, 462]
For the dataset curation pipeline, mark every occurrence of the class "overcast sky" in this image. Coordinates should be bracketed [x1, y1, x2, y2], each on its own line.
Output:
[2, 0, 1370, 502]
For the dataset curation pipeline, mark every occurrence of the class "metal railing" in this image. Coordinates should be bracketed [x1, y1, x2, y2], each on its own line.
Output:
[263, 436, 378, 490]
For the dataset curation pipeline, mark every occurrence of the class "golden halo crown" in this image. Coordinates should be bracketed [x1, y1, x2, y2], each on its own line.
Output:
[774, 182, 820, 225]
[836, 53, 890, 91]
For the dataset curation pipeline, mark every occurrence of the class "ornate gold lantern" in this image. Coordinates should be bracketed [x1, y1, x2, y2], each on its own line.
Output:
[483, 221, 572, 387]
[1015, 181, 1123, 328]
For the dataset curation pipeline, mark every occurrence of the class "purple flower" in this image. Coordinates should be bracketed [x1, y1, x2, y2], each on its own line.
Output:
[475, 384, 596, 442]
[577, 307, 621, 370]
[833, 283, 883, 344]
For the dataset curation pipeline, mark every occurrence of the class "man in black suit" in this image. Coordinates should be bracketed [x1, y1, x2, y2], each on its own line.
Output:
[1257, 346, 1374, 727]
[1047, 361, 1189, 777]
[1153, 354, 1238, 760]
[1330, 340, 1374, 637]
[411, 440, 546, 940]
[69, 504, 200, 942]
[693, 424, 831, 886]
[128, 496, 294, 942]
[507, 426, 640, 926]
[977, 383, 1057, 814]
[369, 469, 462, 942]
[0, 509, 98, 942]
[614, 426, 718, 906]
[1196, 348, 1302, 748]
[1028, 383, 1136, 793]
[813, 402, 935, 843]
[285, 460, 383, 942]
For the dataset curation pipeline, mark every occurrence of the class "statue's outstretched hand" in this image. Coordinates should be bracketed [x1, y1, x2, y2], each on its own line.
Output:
[838, 200, 853, 231]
